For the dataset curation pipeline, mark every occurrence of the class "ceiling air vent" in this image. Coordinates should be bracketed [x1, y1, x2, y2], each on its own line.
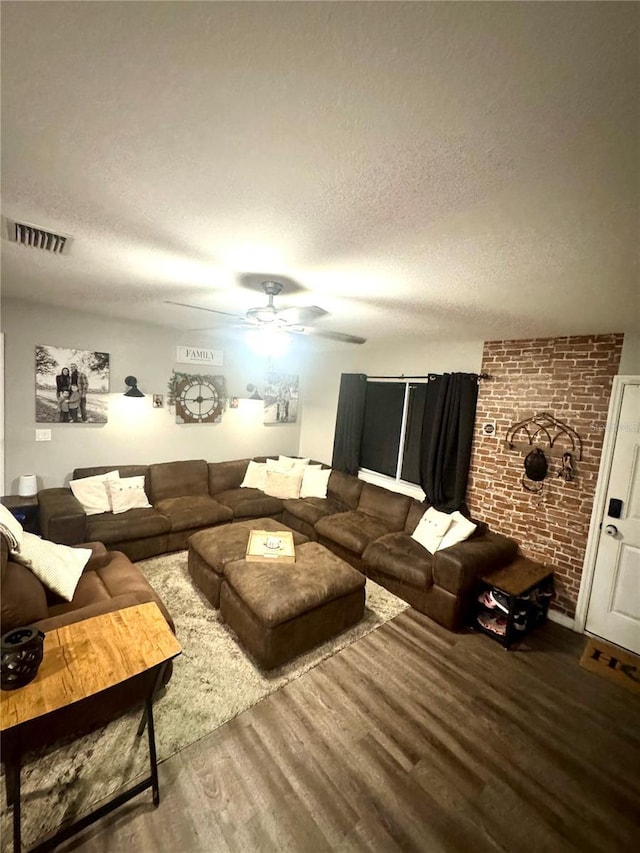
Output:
[5, 219, 72, 254]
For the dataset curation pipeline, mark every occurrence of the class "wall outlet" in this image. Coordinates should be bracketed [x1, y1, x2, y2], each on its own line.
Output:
[35, 429, 51, 441]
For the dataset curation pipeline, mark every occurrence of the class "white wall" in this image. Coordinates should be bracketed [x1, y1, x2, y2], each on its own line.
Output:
[1, 298, 317, 491]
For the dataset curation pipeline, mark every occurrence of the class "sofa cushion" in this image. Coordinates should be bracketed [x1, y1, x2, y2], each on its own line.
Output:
[208, 459, 251, 495]
[86, 507, 171, 544]
[214, 488, 283, 519]
[45, 549, 174, 631]
[281, 496, 348, 528]
[358, 482, 411, 532]
[153, 495, 232, 532]
[149, 459, 209, 503]
[404, 500, 428, 533]
[315, 510, 394, 556]
[327, 470, 364, 509]
[363, 532, 434, 589]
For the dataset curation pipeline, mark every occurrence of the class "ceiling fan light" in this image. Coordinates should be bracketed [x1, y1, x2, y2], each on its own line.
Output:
[246, 327, 291, 357]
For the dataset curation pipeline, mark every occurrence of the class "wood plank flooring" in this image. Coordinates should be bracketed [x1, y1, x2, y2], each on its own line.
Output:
[51, 612, 640, 852]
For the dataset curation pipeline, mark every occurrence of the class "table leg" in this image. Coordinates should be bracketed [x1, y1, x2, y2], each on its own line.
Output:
[137, 662, 167, 737]
[6, 753, 21, 853]
[145, 696, 160, 807]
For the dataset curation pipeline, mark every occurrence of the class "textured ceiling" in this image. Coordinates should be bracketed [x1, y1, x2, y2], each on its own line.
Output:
[1, 1, 638, 347]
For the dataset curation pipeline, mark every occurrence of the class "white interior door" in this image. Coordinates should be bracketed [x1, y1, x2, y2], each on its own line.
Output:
[586, 382, 640, 654]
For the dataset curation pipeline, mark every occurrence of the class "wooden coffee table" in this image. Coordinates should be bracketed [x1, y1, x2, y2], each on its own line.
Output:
[1, 602, 181, 852]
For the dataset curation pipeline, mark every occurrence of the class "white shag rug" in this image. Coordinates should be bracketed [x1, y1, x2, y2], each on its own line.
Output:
[0, 550, 409, 850]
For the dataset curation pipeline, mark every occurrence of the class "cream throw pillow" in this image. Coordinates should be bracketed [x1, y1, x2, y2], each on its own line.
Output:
[106, 476, 152, 514]
[438, 511, 477, 551]
[277, 455, 311, 472]
[70, 470, 120, 515]
[264, 469, 304, 499]
[13, 532, 91, 601]
[411, 507, 453, 555]
[240, 460, 268, 490]
[300, 466, 331, 499]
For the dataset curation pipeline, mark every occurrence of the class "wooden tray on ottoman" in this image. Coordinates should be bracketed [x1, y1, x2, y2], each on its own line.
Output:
[246, 529, 296, 563]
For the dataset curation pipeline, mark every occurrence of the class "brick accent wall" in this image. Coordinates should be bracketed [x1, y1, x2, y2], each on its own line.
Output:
[467, 334, 623, 618]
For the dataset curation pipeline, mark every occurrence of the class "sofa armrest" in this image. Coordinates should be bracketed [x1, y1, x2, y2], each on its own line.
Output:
[76, 541, 111, 571]
[38, 488, 88, 545]
[33, 593, 146, 634]
[432, 532, 519, 596]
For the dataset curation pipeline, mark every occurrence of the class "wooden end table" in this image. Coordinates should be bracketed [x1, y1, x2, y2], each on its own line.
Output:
[474, 557, 555, 649]
[1, 602, 181, 852]
[0, 496, 39, 535]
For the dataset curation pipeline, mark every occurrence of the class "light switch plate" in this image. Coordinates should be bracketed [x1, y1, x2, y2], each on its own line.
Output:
[35, 429, 51, 441]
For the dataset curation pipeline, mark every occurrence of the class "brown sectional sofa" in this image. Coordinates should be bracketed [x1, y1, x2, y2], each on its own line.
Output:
[38, 456, 520, 631]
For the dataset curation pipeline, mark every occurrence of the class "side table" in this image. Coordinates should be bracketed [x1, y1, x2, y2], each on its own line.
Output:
[474, 557, 554, 649]
[1, 602, 181, 852]
[0, 496, 40, 536]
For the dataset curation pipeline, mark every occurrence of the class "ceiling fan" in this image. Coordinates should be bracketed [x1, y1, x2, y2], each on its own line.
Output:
[165, 281, 366, 344]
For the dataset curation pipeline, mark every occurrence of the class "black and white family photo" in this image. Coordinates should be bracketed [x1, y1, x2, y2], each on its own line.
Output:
[35, 345, 110, 423]
[263, 373, 299, 425]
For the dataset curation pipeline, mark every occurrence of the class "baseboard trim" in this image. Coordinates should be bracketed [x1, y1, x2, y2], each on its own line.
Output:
[548, 608, 576, 631]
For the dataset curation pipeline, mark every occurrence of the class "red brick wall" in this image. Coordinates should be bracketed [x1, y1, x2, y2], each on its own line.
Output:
[467, 334, 623, 618]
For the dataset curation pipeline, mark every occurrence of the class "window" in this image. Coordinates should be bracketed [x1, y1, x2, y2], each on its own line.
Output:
[360, 381, 427, 486]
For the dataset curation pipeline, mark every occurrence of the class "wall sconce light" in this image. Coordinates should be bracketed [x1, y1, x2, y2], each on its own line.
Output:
[246, 383, 263, 400]
[123, 375, 145, 397]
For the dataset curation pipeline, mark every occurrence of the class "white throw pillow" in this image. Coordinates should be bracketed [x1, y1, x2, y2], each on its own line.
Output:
[70, 470, 120, 515]
[0, 503, 24, 550]
[263, 470, 304, 500]
[437, 511, 477, 551]
[105, 476, 152, 514]
[277, 455, 311, 472]
[300, 467, 331, 499]
[13, 532, 92, 601]
[411, 507, 453, 555]
[240, 460, 268, 490]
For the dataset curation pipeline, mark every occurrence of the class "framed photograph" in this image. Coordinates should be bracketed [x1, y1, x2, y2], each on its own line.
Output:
[153, 394, 164, 409]
[263, 373, 299, 425]
[35, 345, 110, 424]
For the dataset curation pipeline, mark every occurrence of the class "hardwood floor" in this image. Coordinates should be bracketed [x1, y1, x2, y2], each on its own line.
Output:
[56, 611, 640, 852]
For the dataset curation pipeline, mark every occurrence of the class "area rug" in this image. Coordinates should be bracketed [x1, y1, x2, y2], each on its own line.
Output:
[579, 636, 640, 695]
[0, 550, 408, 850]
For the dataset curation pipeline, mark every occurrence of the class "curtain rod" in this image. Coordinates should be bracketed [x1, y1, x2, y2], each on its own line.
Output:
[366, 373, 490, 380]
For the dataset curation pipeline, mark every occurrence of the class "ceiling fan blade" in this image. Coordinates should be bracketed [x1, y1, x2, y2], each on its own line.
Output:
[277, 305, 329, 325]
[289, 326, 367, 345]
[164, 300, 242, 319]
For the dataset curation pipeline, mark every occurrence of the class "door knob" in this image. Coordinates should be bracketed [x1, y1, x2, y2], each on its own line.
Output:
[605, 524, 618, 537]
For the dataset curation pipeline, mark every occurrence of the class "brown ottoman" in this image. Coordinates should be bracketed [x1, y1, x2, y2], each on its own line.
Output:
[220, 541, 366, 669]
[188, 518, 309, 608]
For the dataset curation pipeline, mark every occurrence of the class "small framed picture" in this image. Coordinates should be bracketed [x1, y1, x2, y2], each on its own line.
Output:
[153, 394, 164, 409]
[230, 397, 239, 409]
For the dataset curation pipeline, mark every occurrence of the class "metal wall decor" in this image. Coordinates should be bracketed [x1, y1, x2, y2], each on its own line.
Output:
[504, 412, 583, 492]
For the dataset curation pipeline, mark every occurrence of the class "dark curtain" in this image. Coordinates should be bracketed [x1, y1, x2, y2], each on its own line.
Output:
[331, 373, 367, 475]
[419, 373, 479, 512]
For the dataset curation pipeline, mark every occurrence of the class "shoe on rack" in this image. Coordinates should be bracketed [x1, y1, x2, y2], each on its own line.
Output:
[512, 610, 528, 631]
[478, 590, 495, 608]
[488, 589, 510, 614]
[477, 612, 507, 636]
